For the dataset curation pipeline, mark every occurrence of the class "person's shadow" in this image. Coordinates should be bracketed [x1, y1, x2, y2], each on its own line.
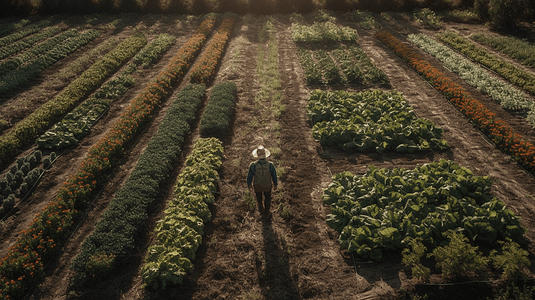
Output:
[256, 218, 302, 299]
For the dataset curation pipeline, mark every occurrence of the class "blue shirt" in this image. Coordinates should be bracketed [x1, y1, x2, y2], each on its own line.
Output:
[246, 159, 278, 187]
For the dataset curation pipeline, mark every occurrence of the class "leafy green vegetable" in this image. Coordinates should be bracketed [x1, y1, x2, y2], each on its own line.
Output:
[307, 89, 448, 153]
[323, 160, 526, 260]
[141, 137, 224, 289]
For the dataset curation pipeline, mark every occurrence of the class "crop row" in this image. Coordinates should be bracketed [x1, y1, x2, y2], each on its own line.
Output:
[307, 89, 449, 153]
[190, 16, 235, 84]
[0, 26, 61, 60]
[0, 20, 50, 48]
[144, 82, 234, 286]
[36, 33, 176, 150]
[0, 29, 100, 94]
[331, 46, 362, 83]
[297, 44, 389, 86]
[0, 16, 217, 299]
[292, 21, 358, 42]
[70, 84, 206, 285]
[142, 137, 223, 289]
[313, 49, 341, 84]
[0, 28, 78, 76]
[407, 33, 535, 126]
[54, 37, 119, 82]
[345, 45, 390, 85]
[255, 20, 285, 117]
[0, 19, 30, 37]
[0, 33, 147, 169]
[323, 159, 525, 260]
[296, 47, 322, 85]
[470, 33, 535, 68]
[437, 31, 535, 95]
[199, 81, 238, 138]
[376, 30, 535, 172]
[0, 151, 57, 218]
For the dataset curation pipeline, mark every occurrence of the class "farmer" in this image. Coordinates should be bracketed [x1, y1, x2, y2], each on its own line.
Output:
[247, 145, 278, 219]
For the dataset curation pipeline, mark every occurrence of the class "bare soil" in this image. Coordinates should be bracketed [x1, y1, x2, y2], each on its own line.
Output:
[1, 11, 535, 300]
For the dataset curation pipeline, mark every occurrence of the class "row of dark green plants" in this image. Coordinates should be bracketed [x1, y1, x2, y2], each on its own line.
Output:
[0, 16, 217, 300]
[297, 45, 390, 86]
[292, 20, 389, 88]
[141, 81, 236, 289]
[199, 81, 237, 139]
[470, 33, 535, 69]
[0, 28, 78, 76]
[70, 83, 206, 286]
[0, 29, 100, 94]
[0, 19, 29, 37]
[0, 150, 57, 218]
[438, 31, 535, 96]
[36, 33, 176, 150]
[0, 33, 147, 170]
[0, 24, 59, 60]
[0, 20, 49, 48]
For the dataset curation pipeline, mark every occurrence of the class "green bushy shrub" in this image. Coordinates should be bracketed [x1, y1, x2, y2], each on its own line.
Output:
[430, 230, 489, 279]
[199, 81, 237, 139]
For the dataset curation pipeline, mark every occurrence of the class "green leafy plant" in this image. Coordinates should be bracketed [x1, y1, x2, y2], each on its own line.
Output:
[402, 237, 431, 282]
[243, 189, 256, 210]
[413, 8, 442, 29]
[438, 31, 535, 96]
[323, 160, 526, 260]
[37, 32, 175, 150]
[0, 26, 61, 60]
[430, 230, 489, 280]
[199, 81, 237, 139]
[141, 137, 224, 289]
[278, 202, 292, 219]
[470, 33, 535, 69]
[489, 284, 535, 300]
[0, 20, 50, 48]
[297, 47, 322, 85]
[0, 29, 100, 93]
[489, 238, 531, 280]
[308, 89, 448, 153]
[292, 21, 358, 42]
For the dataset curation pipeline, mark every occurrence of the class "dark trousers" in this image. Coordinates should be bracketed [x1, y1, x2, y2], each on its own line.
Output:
[255, 191, 271, 212]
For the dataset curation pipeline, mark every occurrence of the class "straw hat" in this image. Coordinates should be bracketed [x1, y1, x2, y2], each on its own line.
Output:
[252, 145, 270, 159]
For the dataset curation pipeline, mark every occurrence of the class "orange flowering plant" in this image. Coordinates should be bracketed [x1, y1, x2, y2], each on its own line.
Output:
[190, 16, 235, 84]
[375, 30, 535, 172]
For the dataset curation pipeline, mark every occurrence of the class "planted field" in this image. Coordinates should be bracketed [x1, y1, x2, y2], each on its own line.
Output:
[0, 11, 534, 300]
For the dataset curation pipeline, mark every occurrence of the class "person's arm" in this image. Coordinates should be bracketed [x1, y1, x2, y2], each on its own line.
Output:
[270, 162, 278, 189]
[246, 162, 255, 189]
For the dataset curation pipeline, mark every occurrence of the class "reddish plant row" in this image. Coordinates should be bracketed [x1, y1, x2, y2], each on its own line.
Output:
[0, 16, 217, 300]
[375, 30, 535, 172]
[190, 16, 235, 84]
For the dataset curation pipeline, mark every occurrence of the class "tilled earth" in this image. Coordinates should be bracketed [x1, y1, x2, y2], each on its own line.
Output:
[0, 11, 534, 300]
